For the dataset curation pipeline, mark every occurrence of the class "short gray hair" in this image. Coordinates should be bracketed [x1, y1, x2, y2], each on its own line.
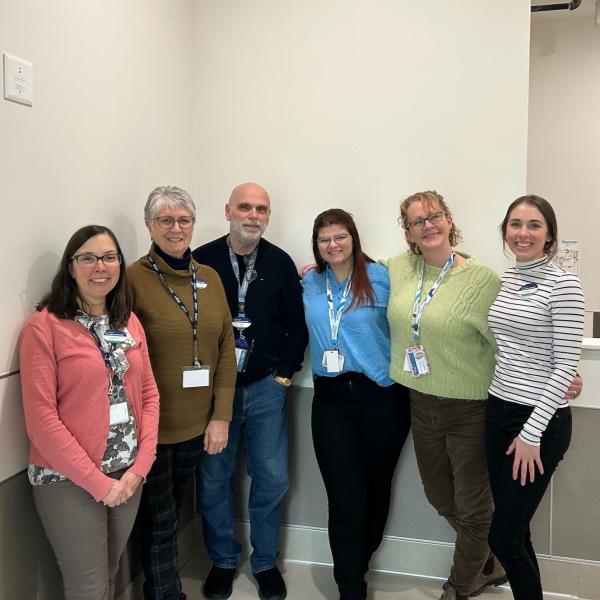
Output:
[144, 186, 196, 221]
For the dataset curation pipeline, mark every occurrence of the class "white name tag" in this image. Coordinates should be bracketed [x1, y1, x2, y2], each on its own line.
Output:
[109, 402, 130, 425]
[182, 366, 210, 388]
[322, 350, 344, 373]
[404, 345, 430, 377]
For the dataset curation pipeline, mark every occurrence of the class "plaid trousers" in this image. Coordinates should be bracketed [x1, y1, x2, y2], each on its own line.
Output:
[139, 434, 204, 600]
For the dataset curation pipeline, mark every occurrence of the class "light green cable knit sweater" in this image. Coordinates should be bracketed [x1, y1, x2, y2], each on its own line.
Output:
[386, 252, 500, 400]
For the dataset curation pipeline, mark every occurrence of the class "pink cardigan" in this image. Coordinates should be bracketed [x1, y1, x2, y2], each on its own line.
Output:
[19, 308, 160, 502]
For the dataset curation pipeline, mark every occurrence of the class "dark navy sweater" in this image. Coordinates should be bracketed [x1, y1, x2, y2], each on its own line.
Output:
[193, 235, 307, 384]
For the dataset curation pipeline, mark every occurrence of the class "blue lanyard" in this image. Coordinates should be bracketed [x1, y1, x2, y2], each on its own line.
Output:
[411, 253, 455, 341]
[148, 255, 200, 366]
[228, 242, 258, 315]
[325, 269, 353, 348]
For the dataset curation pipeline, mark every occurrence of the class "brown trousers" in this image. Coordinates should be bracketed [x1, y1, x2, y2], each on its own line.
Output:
[410, 391, 493, 596]
[33, 479, 142, 600]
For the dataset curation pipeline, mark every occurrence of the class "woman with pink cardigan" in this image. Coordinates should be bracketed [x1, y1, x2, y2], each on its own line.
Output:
[19, 224, 160, 600]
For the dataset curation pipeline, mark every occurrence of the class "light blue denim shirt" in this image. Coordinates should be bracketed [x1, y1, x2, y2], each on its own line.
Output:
[302, 262, 395, 387]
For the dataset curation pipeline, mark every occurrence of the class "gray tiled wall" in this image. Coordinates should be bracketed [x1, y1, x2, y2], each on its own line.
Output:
[2, 388, 599, 599]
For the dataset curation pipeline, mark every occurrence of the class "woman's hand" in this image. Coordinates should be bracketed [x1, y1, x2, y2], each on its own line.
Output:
[101, 479, 129, 508]
[121, 470, 144, 497]
[565, 374, 582, 400]
[507, 436, 544, 486]
[298, 263, 317, 278]
[204, 420, 229, 455]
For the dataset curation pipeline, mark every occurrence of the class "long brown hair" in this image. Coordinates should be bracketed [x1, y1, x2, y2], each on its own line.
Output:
[311, 209, 376, 309]
[38, 225, 132, 327]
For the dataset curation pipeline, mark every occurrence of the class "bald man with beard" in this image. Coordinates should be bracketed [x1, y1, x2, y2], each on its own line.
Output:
[193, 183, 307, 600]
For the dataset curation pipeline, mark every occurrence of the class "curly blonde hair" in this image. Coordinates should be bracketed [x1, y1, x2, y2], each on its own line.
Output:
[399, 190, 462, 255]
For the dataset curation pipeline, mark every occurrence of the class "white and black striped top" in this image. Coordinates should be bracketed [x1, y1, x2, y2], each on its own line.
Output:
[488, 256, 584, 446]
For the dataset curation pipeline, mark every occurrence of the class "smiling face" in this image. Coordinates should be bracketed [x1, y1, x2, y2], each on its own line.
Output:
[316, 223, 354, 272]
[146, 205, 194, 259]
[404, 200, 453, 257]
[69, 233, 121, 311]
[226, 183, 271, 250]
[504, 202, 550, 262]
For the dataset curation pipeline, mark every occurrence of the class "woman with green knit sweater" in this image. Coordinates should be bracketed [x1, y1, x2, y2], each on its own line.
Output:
[386, 191, 506, 600]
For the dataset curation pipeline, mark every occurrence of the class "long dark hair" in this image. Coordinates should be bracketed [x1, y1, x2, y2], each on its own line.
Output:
[500, 194, 558, 259]
[311, 209, 376, 309]
[38, 225, 132, 327]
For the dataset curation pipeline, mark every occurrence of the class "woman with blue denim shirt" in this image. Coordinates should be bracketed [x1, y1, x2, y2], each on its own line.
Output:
[486, 195, 585, 600]
[302, 209, 411, 600]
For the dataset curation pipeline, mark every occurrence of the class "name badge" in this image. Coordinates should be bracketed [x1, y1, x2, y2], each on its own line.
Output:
[322, 349, 344, 373]
[110, 402, 130, 425]
[104, 329, 127, 344]
[232, 316, 252, 330]
[403, 345, 430, 377]
[195, 279, 208, 289]
[182, 365, 210, 388]
[518, 282, 538, 297]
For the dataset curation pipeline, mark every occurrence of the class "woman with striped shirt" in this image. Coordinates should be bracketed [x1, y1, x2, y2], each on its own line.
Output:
[486, 195, 585, 600]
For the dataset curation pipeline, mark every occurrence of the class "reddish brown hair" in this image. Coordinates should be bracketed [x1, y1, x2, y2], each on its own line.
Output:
[311, 209, 376, 309]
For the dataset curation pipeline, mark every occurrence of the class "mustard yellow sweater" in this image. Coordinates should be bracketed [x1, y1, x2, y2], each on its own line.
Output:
[128, 248, 236, 444]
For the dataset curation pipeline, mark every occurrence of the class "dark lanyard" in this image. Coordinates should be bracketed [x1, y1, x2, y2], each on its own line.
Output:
[228, 244, 258, 315]
[148, 255, 200, 366]
[89, 327, 112, 370]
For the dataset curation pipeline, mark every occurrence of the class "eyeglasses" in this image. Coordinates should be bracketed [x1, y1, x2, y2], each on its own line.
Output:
[153, 216, 195, 230]
[71, 253, 122, 267]
[317, 233, 352, 246]
[403, 211, 445, 231]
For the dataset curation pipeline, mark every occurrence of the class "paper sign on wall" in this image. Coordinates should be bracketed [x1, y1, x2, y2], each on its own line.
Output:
[555, 239, 579, 275]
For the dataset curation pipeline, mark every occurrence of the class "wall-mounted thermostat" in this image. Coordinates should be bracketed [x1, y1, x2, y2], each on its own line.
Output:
[3, 52, 33, 106]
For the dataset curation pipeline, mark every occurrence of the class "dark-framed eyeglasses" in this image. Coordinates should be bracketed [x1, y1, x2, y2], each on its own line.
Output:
[401, 211, 445, 231]
[71, 253, 122, 267]
[153, 216, 195, 230]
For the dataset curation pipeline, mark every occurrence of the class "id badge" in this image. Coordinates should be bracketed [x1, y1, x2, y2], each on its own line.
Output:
[232, 316, 252, 330]
[518, 282, 537, 297]
[235, 337, 254, 373]
[109, 402, 130, 425]
[182, 365, 210, 387]
[322, 349, 344, 373]
[404, 345, 430, 377]
[104, 328, 127, 344]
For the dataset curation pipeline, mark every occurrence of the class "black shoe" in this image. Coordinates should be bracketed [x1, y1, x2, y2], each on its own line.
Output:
[253, 566, 287, 600]
[203, 566, 235, 600]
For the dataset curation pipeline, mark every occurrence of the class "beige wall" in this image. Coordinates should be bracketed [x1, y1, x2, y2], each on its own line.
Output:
[191, 0, 531, 276]
[0, 0, 194, 481]
[528, 1, 600, 312]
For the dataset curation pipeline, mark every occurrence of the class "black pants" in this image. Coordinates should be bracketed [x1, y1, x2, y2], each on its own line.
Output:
[139, 434, 205, 600]
[311, 373, 411, 600]
[485, 395, 571, 600]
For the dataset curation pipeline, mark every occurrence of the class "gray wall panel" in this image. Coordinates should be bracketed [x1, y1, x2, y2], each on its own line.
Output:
[530, 483, 551, 555]
[0, 472, 62, 599]
[551, 407, 600, 560]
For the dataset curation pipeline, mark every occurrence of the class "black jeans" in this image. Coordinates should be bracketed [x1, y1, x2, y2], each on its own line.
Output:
[311, 373, 411, 600]
[486, 395, 571, 600]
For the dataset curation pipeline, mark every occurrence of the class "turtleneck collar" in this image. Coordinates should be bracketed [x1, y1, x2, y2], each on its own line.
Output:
[515, 255, 549, 271]
[152, 242, 191, 271]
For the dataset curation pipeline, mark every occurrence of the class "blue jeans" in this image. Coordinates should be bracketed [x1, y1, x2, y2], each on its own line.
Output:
[197, 373, 289, 573]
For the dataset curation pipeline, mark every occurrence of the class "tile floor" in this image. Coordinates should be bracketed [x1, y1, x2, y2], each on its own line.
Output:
[179, 551, 545, 599]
